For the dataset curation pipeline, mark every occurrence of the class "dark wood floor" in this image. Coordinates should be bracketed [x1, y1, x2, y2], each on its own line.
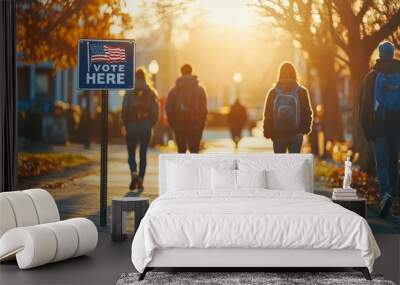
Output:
[1, 232, 399, 285]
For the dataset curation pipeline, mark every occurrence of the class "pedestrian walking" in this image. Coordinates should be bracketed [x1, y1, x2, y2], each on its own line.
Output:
[166, 64, 208, 153]
[263, 61, 313, 153]
[122, 68, 159, 191]
[359, 41, 400, 218]
[150, 95, 173, 146]
[228, 98, 248, 149]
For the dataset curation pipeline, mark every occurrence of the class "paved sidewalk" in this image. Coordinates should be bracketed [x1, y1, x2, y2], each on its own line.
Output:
[24, 132, 399, 233]
[39, 134, 272, 226]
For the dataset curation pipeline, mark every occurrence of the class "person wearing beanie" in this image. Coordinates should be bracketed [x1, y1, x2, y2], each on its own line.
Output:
[379, 41, 395, 59]
[359, 41, 400, 218]
[263, 61, 313, 153]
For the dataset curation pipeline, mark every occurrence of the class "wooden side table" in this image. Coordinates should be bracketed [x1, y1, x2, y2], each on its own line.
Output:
[332, 197, 367, 218]
[111, 197, 150, 242]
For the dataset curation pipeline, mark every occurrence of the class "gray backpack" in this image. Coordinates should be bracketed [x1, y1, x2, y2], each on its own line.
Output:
[273, 86, 301, 132]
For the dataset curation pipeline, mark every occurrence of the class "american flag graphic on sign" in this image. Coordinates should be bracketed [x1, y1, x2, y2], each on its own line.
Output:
[90, 44, 126, 63]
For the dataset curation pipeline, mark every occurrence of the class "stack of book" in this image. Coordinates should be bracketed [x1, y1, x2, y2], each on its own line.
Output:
[332, 188, 358, 200]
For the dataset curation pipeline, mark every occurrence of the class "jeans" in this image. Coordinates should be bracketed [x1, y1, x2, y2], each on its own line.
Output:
[374, 136, 400, 199]
[272, 135, 303, 153]
[174, 128, 203, 153]
[126, 123, 151, 178]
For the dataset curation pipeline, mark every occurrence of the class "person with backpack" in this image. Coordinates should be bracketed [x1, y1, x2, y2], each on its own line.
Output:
[263, 61, 313, 153]
[228, 98, 248, 149]
[122, 68, 159, 191]
[359, 41, 400, 218]
[166, 64, 208, 153]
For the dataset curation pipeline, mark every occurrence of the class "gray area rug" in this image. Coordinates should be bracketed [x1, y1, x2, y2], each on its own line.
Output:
[116, 272, 396, 285]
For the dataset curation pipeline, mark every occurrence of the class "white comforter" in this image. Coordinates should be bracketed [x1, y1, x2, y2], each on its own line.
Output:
[131, 190, 380, 272]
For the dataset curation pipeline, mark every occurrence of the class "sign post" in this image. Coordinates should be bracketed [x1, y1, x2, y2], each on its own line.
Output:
[100, 90, 108, 227]
[78, 39, 135, 227]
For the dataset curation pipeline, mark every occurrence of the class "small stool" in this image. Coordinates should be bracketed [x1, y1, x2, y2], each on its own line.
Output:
[111, 197, 149, 242]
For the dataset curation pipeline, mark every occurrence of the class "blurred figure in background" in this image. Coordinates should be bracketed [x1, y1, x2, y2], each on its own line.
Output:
[158, 95, 174, 144]
[151, 95, 173, 146]
[359, 41, 400, 218]
[122, 68, 159, 192]
[263, 61, 313, 153]
[228, 98, 248, 149]
[166, 64, 208, 153]
[79, 91, 91, 149]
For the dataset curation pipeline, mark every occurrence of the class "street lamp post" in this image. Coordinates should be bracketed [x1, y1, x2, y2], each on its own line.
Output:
[233, 72, 242, 100]
[148, 59, 161, 146]
[149, 60, 159, 89]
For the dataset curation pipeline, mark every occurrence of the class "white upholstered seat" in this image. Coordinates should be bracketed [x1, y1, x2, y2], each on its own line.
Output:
[0, 189, 98, 269]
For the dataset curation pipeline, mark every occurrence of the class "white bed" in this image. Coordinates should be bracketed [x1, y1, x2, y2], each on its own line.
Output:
[131, 154, 380, 280]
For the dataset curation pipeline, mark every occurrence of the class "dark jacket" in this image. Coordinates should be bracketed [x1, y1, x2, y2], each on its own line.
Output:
[359, 58, 400, 140]
[166, 75, 208, 130]
[121, 79, 159, 127]
[228, 101, 248, 132]
[263, 80, 313, 139]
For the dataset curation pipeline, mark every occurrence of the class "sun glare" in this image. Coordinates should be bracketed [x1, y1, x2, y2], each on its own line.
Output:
[197, 0, 257, 28]
[123, 0, 258, 35]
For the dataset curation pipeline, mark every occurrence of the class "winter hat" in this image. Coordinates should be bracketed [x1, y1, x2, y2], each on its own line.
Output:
[180, 64, 192, 75]
[378, 41, 395, 59]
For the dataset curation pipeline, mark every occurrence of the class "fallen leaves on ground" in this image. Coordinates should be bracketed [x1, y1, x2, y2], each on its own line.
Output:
[18, 152, 91, 178]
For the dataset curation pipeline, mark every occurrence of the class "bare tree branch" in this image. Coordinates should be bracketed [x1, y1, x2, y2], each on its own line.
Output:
[326, 1, 348, 52]
[365, 8, 400, 49]
[357, 0, 374, 20]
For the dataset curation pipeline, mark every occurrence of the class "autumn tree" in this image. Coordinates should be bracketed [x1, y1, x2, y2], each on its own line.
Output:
[138, 0, 194, 42]
[327, 0, 400, 172]
[135, 0, 201, 95]
[253, 0, 343, 140]
[17, 0, 133, 69]
[328, 0, 400, 96]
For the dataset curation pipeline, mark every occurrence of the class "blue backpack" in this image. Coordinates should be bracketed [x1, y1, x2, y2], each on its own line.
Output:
[374, 72, 400, 119]
[273, 86, 301, 132]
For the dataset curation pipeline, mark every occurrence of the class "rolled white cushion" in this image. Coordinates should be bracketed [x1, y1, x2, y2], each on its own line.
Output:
[63, 218, 98, 257]
[0, 192, 39, 227]
[0, 196, 17, 237]
[0, 226, 57, 269]
[0, 218, 97, 269]
[42, 221, 79, 262]
[23, 189, 60, 223]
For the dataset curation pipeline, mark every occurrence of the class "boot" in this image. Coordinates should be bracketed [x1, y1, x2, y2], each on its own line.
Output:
[379, 194, 393, 218]
[129, 172, 138, 190]
[391, 197, 400, 216]
[137, 177, 144, 192]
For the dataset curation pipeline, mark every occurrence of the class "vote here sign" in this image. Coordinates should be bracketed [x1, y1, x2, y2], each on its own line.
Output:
[78, 39, 135, 90]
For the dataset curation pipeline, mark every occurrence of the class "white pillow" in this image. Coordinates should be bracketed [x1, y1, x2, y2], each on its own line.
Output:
[236, 169, 267, 189]
[167, 160, 236, 192]
[167, 163, 211, 191]
[211, 168, 237, 190]
[238, 159, 307, 191]
[266, 164, 306, 191]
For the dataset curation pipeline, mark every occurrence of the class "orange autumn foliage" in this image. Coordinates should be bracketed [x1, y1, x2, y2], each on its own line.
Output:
[16, 0, 133, 69]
